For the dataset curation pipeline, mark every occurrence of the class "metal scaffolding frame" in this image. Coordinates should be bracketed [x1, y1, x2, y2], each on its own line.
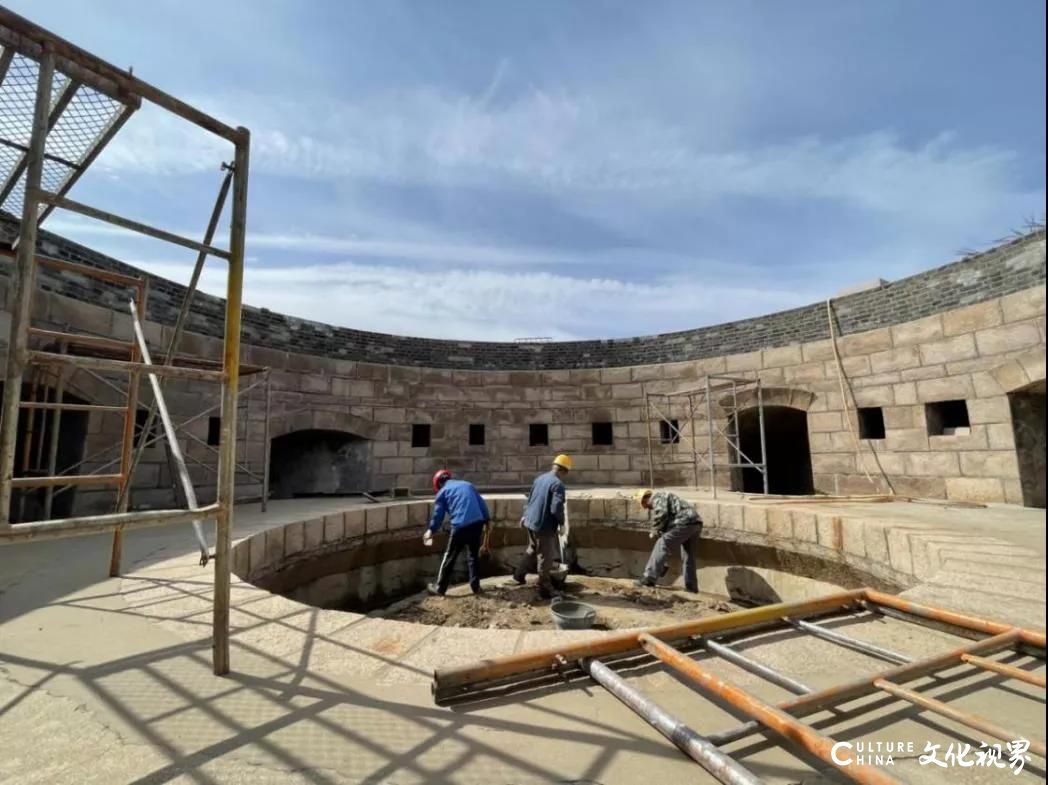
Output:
[0, 257, 274, 519]
[645, 374, 768, 497]
[6, 252, 147, 525]
[0, 7, 250, 675]
[433, 589, 1047, 785]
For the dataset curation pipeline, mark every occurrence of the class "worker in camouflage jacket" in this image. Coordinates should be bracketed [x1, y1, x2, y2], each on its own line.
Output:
[634, 489, 702, 592]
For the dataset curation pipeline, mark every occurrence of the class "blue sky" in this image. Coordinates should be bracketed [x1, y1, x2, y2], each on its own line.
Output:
[14, 0, 1047, 340]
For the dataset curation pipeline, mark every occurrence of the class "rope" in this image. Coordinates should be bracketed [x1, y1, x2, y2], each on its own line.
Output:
[825, 299, 896, 495]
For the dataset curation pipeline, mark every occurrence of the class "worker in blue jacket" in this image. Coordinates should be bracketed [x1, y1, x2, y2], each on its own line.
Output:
[424, 469, 491, 596]
[512, 454, 572, 598]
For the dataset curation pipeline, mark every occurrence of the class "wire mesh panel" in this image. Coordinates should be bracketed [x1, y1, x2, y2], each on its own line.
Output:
[0, 51, 69, 145]
[0, 139, 21, 187]
[0, 47, 129, 218]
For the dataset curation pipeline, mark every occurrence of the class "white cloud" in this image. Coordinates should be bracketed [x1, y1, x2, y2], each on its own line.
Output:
[128, 257, 810, 341]
[43, 216, 568, 266]
[91, 87, 1038, 231]
[42, 215, 680, 273]
[244, 232, 584, 267]
[54, 79, 1041, 343]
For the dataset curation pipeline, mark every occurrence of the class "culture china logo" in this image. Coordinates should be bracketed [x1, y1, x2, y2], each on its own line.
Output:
[830, 740, 1032, 773]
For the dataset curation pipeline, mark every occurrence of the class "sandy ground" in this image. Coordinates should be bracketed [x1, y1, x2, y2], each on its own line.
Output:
[377, 575, 739, 630]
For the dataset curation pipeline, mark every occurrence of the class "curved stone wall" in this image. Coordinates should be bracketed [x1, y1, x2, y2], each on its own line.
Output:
[1, 217, 1044, 370]
[232, 494, 908, 613]
[1, 221, 1044, 510]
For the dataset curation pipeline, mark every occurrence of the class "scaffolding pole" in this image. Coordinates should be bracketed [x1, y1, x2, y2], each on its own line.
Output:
[640, 633, 904, 785]
[129, 300, 210, 565]
[0, 47, 51, 526]
[0, 9, 251, 676]
[645, 375, 768, 496]
[115, 167, 233, 521]
[41, 374, 268, 500]
[581, 658, 763, 785]
[42, 341, 67, 519]
[39, 373, 264, 501]
[108, 281, 146, 576]
[436, 588, 1045, 780]
[213, 131, 249, 676]
[261, 368, 272, 512]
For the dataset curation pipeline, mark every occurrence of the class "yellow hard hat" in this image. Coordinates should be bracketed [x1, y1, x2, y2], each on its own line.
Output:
[552, 454, 573, 470]
[635, 489, 654, 505]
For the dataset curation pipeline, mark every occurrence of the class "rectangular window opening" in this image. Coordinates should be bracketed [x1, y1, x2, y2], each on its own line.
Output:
[411, 423, 431, 448]
[207, 416, 222, 446]
[592, 421, 614, 446]
[659, 419, 681, 444]
[529, 423, 549, 447]
[925, 400, 970, 436]
[135, 409, 158, 448]
[468, 423, 485, 446]
[857, 407, 885, 440]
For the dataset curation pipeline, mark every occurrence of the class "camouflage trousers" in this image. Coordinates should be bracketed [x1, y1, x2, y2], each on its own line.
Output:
[642, 524, 701, 592]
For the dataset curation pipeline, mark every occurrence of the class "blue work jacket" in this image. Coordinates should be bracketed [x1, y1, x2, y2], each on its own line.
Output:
[427, 479, 490, 533]
[523, 470, 565, 532]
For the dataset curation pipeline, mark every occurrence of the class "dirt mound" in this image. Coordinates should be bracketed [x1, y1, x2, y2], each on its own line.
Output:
[377, 576, 739, 630]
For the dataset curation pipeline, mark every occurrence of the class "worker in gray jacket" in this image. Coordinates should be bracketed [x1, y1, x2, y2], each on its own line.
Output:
[635, 489, 702, 592]
[512, 454, 572, 598]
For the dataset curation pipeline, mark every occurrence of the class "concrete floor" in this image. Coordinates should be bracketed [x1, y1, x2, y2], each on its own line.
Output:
[1, 496, 1045, 784]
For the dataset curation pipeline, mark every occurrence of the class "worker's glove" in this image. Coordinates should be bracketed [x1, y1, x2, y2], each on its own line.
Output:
[649, 530, 657, 540]
[519, 516, 526, 528]
[423, 530, 434, 547]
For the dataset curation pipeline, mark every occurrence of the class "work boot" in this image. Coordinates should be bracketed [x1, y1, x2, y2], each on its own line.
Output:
[426, 583, 445, 597]
[634, 577, 656, 589]
[508, 572, 526, 586]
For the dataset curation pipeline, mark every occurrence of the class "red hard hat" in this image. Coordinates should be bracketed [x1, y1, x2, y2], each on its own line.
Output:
[432, 469, 452, 492]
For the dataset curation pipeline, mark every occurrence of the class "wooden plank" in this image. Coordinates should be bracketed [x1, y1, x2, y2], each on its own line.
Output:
[12, 473, 122, 489]
[29, 352, 225, 382]
[19, 402, 125, 413]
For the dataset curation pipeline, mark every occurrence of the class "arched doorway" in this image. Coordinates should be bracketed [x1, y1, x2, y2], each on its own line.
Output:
[730, 406, 814, 495]
[1008, 379, 1045, 508]
[269, 429, 372, 498]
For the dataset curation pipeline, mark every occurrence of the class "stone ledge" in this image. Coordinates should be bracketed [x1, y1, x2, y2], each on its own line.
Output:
[232, 491, 995, 598]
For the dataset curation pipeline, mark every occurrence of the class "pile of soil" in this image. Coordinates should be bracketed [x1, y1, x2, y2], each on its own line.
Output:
[376, 576, 739, 630]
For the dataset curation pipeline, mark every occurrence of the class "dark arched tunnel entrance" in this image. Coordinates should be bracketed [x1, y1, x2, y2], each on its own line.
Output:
[269, 429, 372, 498]
[730, 406, 814, 495]
[1009, 379, 1046, 508]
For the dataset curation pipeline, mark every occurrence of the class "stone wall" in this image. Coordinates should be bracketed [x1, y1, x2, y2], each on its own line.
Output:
[233, 493, 917, 611]
[1, 225, 1045, 511]
[1, 218, 1044, 370]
